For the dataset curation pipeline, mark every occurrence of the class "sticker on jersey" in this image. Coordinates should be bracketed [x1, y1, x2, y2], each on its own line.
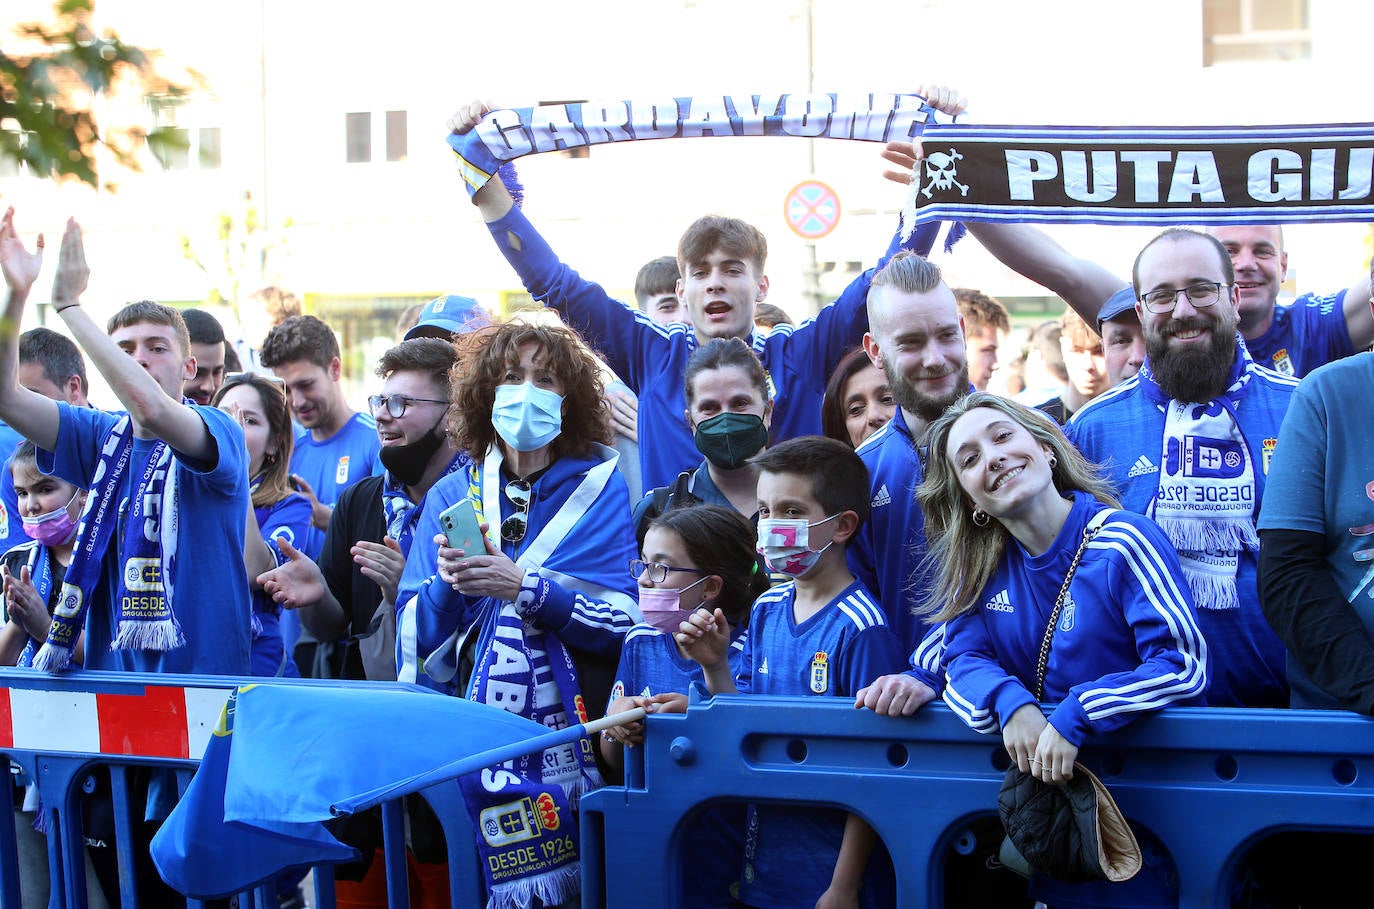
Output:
[124, 557, 164, 592]
[572, 694, 589, 724]
[809, 651, 830, 693]
[335, 455, 351, 485]
[1271, 348, 1293, 376]
[609, 680, 625, 701]
[0, 501, 8, 538]
[1262, 438, 1278, 475]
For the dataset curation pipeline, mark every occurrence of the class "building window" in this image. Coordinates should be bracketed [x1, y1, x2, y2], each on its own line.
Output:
[1203, 0, 1311, 65]
[148, 98, 223, 171]
[345, 111, 409, 164]
[346, 112, 372, 163]
[386, 111, 407, 162]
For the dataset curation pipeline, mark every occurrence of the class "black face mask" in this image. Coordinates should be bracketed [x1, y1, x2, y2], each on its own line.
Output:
[379, 418, 447, 487]
[693, 412, 768, 470]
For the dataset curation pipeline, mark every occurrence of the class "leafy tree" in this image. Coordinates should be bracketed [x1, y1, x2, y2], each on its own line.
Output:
[1, 0, 187, 187]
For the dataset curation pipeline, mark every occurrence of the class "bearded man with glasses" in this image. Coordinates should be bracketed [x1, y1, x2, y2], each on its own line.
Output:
[1065, 228, 1301, 711]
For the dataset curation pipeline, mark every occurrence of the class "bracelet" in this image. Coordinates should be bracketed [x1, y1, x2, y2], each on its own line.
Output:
[54, 303, 80, 313]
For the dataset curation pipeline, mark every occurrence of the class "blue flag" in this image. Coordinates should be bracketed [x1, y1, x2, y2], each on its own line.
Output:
[152, 683, 560, 898]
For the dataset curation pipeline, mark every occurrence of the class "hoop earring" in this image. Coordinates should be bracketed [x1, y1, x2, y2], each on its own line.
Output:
[972, 508, 990, 527]
[1048, 454, 1058, 469]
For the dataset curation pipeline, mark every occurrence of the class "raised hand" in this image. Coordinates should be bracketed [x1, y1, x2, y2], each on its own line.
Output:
[351, 535, 406, 606]
[0, 207, 44, 299]
[51, 218, 89, 309]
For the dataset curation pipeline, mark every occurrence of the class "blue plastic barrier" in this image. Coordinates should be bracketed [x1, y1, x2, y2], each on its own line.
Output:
[6, 669, 1374, 908]
[580, 689, 1374, 909]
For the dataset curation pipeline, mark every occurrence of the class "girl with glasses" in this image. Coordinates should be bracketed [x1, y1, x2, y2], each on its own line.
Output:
[396, 322, 639, 909]
[213, 372, 310, 678]
[600, 504, 768, 907]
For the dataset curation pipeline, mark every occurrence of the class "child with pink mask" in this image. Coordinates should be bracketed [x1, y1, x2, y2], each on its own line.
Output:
[598, 503, 768, 908]
[1, 440, 88, 667]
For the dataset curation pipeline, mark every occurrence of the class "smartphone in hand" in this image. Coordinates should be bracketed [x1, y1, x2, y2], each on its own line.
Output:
[438, 499, 485, 553]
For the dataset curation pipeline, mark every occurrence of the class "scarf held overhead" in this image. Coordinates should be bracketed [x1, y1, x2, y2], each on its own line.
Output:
[893, 122, 1374, 231]
[449, 93, 943, 197]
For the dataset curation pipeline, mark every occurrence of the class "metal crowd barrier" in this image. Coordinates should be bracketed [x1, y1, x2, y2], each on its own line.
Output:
[5, 669, 1374, 908]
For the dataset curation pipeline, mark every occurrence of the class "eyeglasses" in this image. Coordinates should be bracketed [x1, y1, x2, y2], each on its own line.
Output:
[1138, 281, 1229, 314]
[500, 480, 532, 543]
[224, 371, 286, 388]
[367, 393, 450, 419]
[629, 559, 707, 585]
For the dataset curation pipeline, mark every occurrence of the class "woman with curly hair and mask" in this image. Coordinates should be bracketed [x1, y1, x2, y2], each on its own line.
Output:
[396, 321, 639, 909]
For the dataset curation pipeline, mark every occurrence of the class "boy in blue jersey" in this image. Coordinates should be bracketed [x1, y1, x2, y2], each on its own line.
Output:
[2, 210, 274, 904]
[679, 436, 906, 909]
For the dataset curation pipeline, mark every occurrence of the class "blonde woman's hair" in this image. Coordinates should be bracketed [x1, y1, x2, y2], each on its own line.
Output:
[916, 393, 1118, 623]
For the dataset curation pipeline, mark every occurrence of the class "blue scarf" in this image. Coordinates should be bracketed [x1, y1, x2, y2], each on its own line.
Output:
[13, 543, 55, 669]
[1139, 334, 1259, 610]
[457, 445, 614, 909]
[33, 415, 183, 672]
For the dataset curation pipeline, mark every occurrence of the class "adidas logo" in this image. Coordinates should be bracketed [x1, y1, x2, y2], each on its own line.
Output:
[984, 589, 1014, 613]
[871, 484, 891, 508]
[758, 656, 769, 674]
[1127, 455, 1159, 478]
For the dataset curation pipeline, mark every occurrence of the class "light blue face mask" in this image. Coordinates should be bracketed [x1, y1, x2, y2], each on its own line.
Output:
[491, 382, 564, 452]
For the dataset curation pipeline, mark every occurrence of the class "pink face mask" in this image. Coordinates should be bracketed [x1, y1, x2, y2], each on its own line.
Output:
[638, 576, 709, 633]
[22, 493, 81, 548]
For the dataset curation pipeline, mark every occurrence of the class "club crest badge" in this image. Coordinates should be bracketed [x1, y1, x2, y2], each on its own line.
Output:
[810, 651, 830, 694]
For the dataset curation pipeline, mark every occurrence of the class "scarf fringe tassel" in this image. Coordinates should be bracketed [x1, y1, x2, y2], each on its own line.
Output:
[1188, 572, 1241, 611]
[110, 618, 185, 652]
[1156, 517, 1258, 554]
[486, 864, 580, 909]
[31, 642, 72, 674]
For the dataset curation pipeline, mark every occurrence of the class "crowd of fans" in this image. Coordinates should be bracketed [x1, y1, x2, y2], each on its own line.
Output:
[2, 86, 1373, 909]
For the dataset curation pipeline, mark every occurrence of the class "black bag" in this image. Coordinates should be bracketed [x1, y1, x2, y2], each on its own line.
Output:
[997, 763, 1141, 883]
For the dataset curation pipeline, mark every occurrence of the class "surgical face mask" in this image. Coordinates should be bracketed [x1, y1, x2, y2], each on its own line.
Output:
[638, 576, 709, 633]
[693, 412, 768, 470]
[379, 415, 447, 486]
[491, 382, 564, 452]
[22, 492, 82, 548]
[757, 514, 839, 579]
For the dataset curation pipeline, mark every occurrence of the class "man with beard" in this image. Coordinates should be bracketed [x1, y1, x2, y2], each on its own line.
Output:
[1067, 228, 1299, 709]
[849, 251, 969, 657]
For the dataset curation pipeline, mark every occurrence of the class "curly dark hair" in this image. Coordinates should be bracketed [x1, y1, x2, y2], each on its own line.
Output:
[448, 323, 609, 459]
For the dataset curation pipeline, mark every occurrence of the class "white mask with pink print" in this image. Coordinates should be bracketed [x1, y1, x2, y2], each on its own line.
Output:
[756, 514, 839, 579]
